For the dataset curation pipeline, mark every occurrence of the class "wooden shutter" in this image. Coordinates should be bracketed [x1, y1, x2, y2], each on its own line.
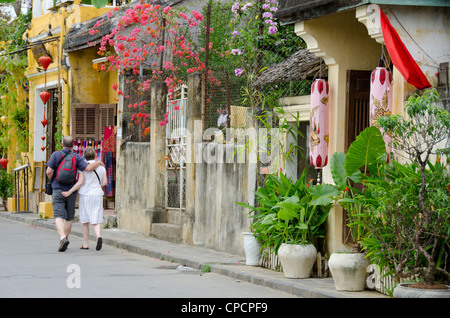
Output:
[343, 70, 371, 245]
[72, 104, 99, 141]
[99, 104, 116, 140]
[72, 103, 116, 141]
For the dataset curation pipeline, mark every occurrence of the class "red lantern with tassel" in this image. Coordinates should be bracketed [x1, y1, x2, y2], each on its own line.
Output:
[309, 79, 329, 170]
[370, 62, 392, 153]
[39, 55, 52, 70]
[41, 112, 48, 128]
[40, 90, 51, 105]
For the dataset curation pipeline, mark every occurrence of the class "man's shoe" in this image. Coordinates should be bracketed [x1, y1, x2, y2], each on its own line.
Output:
[96, 237, 102, 251]
[58, 238, 70, 252]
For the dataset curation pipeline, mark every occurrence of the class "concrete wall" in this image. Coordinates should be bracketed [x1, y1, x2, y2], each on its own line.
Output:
[193, 143, 255, 256]
[115, 142, 152, 235]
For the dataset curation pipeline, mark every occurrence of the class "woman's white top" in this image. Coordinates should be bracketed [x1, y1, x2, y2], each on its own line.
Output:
[79, 160, 106, 196]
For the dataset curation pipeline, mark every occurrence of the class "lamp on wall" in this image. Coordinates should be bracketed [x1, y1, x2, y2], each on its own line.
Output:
[92, 57, 107, 83]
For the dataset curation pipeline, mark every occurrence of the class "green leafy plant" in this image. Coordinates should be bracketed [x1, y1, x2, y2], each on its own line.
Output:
[360, 89, 450, 285]
[0, 168, 14, 208]
[329, 126, 387, 252]
[237, 169, 333, 254]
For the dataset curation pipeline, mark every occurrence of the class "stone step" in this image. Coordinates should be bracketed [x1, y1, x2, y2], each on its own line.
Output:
[166, 208, 183, 224]
[150, 223, 182, 244]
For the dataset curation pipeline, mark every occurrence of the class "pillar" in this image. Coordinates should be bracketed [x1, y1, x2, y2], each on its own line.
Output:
[149, 80, 167, 209]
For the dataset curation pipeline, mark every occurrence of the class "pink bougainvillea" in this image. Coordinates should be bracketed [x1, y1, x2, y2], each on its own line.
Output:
[91, 0, 219, 135]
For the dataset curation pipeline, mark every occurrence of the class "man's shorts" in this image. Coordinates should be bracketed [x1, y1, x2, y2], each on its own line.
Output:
[52, 189, 77, 220]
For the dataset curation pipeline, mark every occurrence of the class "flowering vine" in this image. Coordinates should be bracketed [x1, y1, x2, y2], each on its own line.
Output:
[91, 1, 213, 134]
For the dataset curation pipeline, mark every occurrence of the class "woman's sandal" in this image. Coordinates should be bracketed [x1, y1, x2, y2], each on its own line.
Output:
[80, 246, 89, 250]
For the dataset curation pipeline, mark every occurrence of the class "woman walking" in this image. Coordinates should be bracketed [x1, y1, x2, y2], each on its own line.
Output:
[62, 147, 107, 251]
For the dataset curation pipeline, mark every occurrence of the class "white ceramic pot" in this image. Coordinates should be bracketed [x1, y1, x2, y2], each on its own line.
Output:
[393, 283, 450, 298]
[242, 232, 261, 266]
[277, 243, 317, 278]
[328, 252, 369, 291]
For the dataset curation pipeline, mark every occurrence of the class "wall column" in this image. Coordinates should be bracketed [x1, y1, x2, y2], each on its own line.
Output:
[149, 80, 167, 209]
[185, 73, 203, 218]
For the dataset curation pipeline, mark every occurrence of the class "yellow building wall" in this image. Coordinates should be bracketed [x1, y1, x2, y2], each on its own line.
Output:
[70, 46, 113, 104]
[25, 4, 115, 199]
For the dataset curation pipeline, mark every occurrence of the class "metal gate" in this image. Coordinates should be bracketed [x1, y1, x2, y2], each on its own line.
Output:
[165, 85, 188, 210]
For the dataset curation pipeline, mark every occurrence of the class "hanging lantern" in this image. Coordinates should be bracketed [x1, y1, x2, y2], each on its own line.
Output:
[41, 112, 48, 128]
[309, 78, 329, 169]
[0, 157, 8, 169]
[41, 146, 46, 152]
[370, 66, 392, 153]
[41, 136, 46, 141]
[39, 55, 52, 70]
[40, 90, 51, 104]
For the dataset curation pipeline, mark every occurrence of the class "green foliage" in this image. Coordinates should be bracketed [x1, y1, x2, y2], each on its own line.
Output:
[327, 126, 387, 249]
[344, 126, 387, 177]
[237, 170, 332, 254]
[359, 89, 449, 284]
[0, 8, 30, 155]
[0, 168, 13, 201]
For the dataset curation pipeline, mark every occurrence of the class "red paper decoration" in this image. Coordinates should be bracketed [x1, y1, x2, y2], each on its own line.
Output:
[370, 66, 392, 152]
[41, 115, 48, 128]
[309, 79, 329, 169]
[40, 90, 51, 104]
[0, 158, 8, 169]
[39, 55, 52, 70]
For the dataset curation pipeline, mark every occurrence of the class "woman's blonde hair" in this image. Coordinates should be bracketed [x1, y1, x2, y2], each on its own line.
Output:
[84, 147, 96, 161]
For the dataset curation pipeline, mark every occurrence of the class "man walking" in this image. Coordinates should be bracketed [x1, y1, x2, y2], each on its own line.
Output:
[46, 136, 104, 252]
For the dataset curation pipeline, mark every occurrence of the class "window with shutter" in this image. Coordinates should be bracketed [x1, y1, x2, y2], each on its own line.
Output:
[72, 103, 116, 141]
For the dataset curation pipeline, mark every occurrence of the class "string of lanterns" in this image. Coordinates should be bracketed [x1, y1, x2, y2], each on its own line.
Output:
[38, 55, 52, 152]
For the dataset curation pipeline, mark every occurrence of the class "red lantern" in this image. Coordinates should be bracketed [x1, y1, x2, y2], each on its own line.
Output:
[0, 158, 8, 169]
[370, 66, 392, 152]
[39, 55, 52, 71]
[41, 114, 48, 128]
[40, 90, 51, 104]
[309, 79, 329, 169]
[41, 136, 46, 141]
[41, 146, 46, 152]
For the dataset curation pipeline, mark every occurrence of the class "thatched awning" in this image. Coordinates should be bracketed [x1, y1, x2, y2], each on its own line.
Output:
[254, 49, 327, 88]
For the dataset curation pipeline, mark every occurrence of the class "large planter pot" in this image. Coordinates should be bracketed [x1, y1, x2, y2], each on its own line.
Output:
[328, 252, 369, 291]
[393, 283, 450, 298]
[242, 232, 261, 266]
[277, 243, 317, 278]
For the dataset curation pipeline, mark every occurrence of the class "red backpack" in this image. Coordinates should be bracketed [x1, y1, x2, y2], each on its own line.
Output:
[56, 151, 77, 184]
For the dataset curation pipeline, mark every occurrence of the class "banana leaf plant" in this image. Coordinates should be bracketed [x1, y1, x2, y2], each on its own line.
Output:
[329, 126, 387, 252]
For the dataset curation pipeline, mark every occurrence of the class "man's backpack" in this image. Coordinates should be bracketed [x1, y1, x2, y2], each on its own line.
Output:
[56, 151, 77, 184]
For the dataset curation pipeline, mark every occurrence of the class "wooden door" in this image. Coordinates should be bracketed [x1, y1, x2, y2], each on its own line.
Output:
[343, 70, 371, 245]
[345, 70, 371, 150]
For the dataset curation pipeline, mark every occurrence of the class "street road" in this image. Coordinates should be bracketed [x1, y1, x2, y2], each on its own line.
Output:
[0, 217, 296, 298]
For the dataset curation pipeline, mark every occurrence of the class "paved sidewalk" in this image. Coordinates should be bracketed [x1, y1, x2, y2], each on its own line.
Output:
[0, 209, 387, 298]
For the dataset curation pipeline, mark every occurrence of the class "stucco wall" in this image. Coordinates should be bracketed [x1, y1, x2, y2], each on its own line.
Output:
[193, 142, 255, 256]
[115, 142, 152, 234]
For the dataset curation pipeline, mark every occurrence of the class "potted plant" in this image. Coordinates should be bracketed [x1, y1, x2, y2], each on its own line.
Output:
[327, 126, 387, 291]
[360, 89, 449, 297]
[238, 170, 334, 278]
[0, 167, 14, 211]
